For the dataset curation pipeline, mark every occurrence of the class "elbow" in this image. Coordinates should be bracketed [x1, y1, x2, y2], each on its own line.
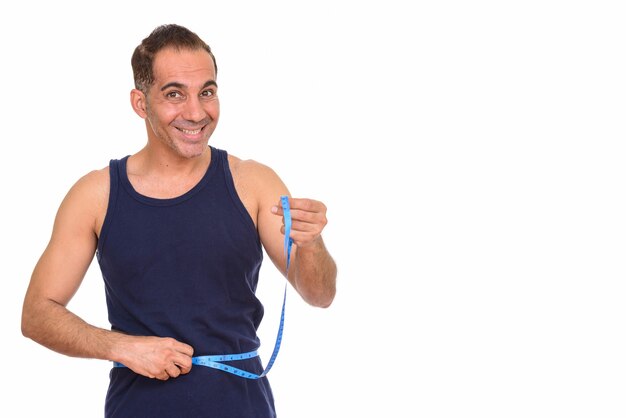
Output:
[303, 285, 336, 309]
[294, 260, 337, 308]
[316, 289, 336, 309]
[21, 298, 43, 340]
[21, 290, 38, 339]
[315, 299, 334, 309]
[21, 309, 35, 340]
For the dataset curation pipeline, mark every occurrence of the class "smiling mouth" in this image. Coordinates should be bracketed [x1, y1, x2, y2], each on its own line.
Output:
[177, 127, 203, 135]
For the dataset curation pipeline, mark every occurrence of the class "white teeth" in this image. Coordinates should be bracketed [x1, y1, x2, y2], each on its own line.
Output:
[180, 128, 201, 134]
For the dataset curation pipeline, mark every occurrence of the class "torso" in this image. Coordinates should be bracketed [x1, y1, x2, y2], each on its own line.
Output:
[93, 150, 260, 238]
[98, 147, 275, 417]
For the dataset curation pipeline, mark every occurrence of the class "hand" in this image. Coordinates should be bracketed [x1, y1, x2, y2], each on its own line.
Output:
[272, 197, 328, 248]
[119, 336, 194, 381]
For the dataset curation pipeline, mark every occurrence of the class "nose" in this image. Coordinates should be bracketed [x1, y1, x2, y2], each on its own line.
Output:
[182, 95, 207, 123]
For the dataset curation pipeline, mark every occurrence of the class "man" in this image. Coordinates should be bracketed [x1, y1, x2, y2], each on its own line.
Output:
[21, 24, 336, 417]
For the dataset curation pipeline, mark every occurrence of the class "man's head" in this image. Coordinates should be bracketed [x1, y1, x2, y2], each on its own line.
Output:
[130, 24, 220, 159]
[132, 24, 217, 94]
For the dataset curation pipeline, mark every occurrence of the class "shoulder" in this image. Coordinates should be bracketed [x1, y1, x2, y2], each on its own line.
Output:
[69, 166, 109, 201]
[57, 166, 110, 233]
[226, 153, 289, 223]
[227, 153, 282, 186]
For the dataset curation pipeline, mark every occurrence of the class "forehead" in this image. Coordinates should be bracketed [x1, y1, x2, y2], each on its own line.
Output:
[152, 47, 216, 87]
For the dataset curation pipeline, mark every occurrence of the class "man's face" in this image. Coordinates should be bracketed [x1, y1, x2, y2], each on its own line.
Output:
[143, 47, 220, 159]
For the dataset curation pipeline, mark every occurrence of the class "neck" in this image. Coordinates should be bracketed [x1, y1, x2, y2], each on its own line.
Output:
[131, 144, 212, 177]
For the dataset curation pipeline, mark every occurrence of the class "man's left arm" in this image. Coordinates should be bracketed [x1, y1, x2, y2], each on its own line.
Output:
[249, 161, 336, 308]
[272, 198, 337, 308]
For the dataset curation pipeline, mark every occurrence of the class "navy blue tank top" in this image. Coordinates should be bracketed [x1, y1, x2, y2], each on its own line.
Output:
[97, 146, 276, 417]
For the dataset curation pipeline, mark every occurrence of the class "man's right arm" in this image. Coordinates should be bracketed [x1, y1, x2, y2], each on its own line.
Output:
[22, 170, 107, 357]
[21, 169, 193, 380]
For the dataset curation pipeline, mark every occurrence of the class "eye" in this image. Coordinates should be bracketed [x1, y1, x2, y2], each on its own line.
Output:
[201, 89, 215, 97]
[165, 91, 183, 99]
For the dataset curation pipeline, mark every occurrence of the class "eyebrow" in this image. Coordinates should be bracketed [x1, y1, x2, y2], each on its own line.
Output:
[160, 80, 218, 91]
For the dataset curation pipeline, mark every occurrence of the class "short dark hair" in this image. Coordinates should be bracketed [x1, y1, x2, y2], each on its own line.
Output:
[131, 24, 217, 93]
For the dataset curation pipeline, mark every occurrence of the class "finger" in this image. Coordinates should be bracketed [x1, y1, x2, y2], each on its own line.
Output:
[281, 226, 322, 243]
[271, 204, 283, 216]
[165, 363, 182, 378]
[175, 342, 194, 357]
[288, 198, 325, 213]
[178, 362, 192, 375]
[162, 337, 194, 357]
[156, 370, 170, 381]
[289, 208, 326, 224]
[172, 352, 193, 374]
[287, 220, 319, 233]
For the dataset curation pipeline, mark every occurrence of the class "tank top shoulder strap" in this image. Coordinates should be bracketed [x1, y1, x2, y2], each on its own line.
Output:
[213, 146, 227, 168]
[212, 147, 259, 240]
[97, 157, 126, 260]
[213, 146, 233, 187]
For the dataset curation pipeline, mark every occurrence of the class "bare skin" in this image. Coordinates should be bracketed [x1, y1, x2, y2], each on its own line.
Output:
[21, 46, 337, 381]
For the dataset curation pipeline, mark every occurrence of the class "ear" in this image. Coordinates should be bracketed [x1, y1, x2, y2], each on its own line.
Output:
[130, 88, 148, 118]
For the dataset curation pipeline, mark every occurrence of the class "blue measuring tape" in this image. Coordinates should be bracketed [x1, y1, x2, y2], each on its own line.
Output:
[281, 195, 293, 271]
[114, 195, 294, 380]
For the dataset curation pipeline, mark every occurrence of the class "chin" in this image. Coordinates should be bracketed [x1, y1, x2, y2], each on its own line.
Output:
[169, 141, 209, 159]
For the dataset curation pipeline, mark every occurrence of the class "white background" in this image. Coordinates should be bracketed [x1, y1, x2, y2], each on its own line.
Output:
[2, 1, 625, 417]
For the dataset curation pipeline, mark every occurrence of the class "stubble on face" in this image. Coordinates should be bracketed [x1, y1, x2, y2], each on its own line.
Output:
[145, 100, 193, 157]
[143, 48, 220, 160]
